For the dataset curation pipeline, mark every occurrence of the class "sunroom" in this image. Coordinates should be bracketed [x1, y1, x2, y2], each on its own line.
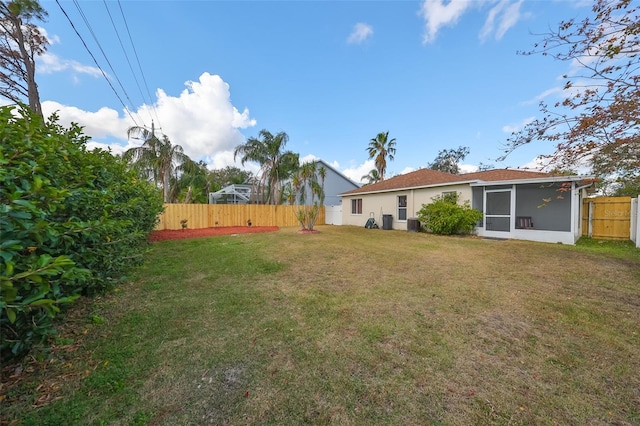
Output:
[471, 177, 596, 245]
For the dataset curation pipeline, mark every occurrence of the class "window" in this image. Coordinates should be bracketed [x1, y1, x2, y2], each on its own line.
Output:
[398, 195, 407, 221]
[351, 198, 362, 215]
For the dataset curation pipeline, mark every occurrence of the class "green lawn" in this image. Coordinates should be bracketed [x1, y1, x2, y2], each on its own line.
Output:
[3, 226, 639, 425]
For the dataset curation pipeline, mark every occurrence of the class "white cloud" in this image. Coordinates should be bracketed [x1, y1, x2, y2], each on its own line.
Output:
[419, 0, 472, 44]
[342, 159, 376, 184]
[41, 72, 257, 169]
[459, 163, 479, 173]
[203, 150, 261, 175]
[420, 0, 528, 44]
[152, 73, 256, 159]
[519, 156, 550, 171]
[38, 27, 60, 45]
[520, 154, 592, 175]
[400, 166, 416, 175]
[85, 140, 131, 156]
[37, 52, 102, 76]
[347, 23, 374, 45]
[42, 101, 130, 139]
[300, 154, 320, 165]
[502, 116, 535, 134]
[480, 0, 525, 42]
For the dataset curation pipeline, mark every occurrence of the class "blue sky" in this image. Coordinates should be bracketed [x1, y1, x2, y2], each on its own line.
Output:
[31, 0, 592, 182]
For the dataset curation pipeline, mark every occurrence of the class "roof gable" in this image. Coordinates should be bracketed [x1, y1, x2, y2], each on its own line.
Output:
[313, 159, 360, 188]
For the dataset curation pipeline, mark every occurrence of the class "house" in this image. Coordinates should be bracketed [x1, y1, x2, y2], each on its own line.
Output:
[208, 184, 254, 204]
[284, 159, 360, 206]
[209, 160, 359, 207]
[340, 168, 596, 245]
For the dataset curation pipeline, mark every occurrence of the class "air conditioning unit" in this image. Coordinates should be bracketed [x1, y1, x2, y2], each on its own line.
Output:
[407, 218, 420, 232]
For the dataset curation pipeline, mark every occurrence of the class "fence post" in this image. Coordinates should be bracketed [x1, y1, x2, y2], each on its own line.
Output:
[588, 201, 593, 238]
[632, 195, 640, 248]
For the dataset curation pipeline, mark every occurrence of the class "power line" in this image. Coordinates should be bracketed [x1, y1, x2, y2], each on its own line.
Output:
[54, 0, 139, 127]
[116, 0, 164, 133]
[103, 0, 153, 125]
[71, 0, 143, 126]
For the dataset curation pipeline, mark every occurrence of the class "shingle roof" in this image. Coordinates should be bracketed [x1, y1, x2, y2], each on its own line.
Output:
[462, 169, 554, 181]
[342, 168, 469, 195]
[341, 168, 557, 195]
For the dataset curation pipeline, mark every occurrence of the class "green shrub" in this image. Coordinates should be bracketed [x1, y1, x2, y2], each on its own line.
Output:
[0, 105, 164, 360]
[417, 192, 483, 235]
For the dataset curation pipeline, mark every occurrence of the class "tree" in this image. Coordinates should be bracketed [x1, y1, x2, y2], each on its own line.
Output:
[209, 166, 253, 187]
[500, 0, 639, 189]
[170, 159, 211, 203]
[427, 146, 470, 174]
[361, 168, 381, 185]
[0, 0, 47, 118]
[123, 125, 191, 203]
[292, 161, 326, 231]
[233, 129, 299, 205]
[367, 131, 396, 181]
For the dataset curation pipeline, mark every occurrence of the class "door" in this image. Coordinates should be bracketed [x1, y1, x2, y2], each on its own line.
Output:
[484, 188, 512, 238]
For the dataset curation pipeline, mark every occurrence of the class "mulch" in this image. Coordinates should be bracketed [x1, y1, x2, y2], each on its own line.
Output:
[149, 226, 280, 242]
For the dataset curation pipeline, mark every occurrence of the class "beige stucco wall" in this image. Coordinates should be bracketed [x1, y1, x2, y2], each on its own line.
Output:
[341, 184, 472, 230]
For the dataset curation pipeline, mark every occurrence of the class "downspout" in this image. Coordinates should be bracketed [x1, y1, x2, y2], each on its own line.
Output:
[572, 182, 594, 240]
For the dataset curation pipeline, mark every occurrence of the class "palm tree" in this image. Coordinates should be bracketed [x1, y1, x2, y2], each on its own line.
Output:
[292, 161, 326, 230]
[361, 168, 381, 185]
[123, 125, 191, 203]
[366, 131, 396, 181]
[170, 159, 210, 203]
[233, 129, 299, 204]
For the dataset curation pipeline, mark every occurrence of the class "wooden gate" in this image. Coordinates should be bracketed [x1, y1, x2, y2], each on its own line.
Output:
[582, 197, 631, 240]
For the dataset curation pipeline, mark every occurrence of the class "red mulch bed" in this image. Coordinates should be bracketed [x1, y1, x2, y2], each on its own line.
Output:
[150, 226, 279, 242]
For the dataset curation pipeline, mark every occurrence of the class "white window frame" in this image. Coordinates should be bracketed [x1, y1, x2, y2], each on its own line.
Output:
[351, 198, 362, 215]
[398, 195, 407, 221]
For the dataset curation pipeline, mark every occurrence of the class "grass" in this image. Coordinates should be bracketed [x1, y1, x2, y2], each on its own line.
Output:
[2, 226, 639, 425]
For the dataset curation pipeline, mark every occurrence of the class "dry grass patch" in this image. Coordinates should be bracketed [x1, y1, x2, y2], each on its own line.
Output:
[3, 226, 639, 425]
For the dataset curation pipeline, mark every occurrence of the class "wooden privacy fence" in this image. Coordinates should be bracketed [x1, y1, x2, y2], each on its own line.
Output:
[582, 197, 631, 240]
[155, 204, 326, 230]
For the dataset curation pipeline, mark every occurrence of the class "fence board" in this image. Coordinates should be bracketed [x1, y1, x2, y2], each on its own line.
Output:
[155, 204, 325, 230]
[582, 197, 631, 240]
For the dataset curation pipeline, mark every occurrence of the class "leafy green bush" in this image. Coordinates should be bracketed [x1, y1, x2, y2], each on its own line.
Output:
[0, 105, 164, 360]
[417, 192, 483, 235]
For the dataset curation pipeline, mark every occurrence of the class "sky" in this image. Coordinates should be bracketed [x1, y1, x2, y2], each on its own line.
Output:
[27, 0, 594, 183]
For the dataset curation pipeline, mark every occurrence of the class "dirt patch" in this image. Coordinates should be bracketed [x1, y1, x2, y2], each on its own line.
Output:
[150, 226, 279, 242]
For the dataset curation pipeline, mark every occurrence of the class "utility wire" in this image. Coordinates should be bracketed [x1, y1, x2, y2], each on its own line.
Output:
[71, 0, 143, 126]
[55, 0, 139, 127]
[103, 0, 153, 125]
[117, 0, 163, 134]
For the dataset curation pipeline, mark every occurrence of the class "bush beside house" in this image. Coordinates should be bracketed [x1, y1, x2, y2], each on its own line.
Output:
[417, 192, 483, 235]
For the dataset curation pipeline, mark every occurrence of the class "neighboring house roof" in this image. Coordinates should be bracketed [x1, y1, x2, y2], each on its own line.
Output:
[313, 159, 361, 188]
[340, 168, 592, 196]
